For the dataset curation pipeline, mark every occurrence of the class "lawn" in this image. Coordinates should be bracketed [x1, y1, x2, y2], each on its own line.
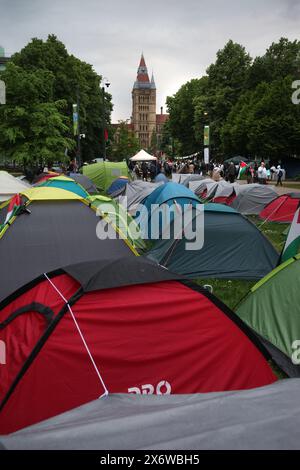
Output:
[194, 216, 289, 310]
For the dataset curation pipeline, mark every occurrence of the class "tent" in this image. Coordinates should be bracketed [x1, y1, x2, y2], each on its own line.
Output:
[230, 184, 277, 215]
[236, 254, 300, 378]
[224, 156, 249, 165]
[82, 161, 129, 193]
[32, 172, 61, 184]
[36, 175, 89, 198]
[189, 179, 236, 203]
[130, 149, 157, 161]
[147, 204, 279, 280]
[259, 193, 300, 223]
[138, 182, 201, 239]
[68, 173, 98, 195]
[115, 181, 162, 215]
[88, 195, 146, 252]
[154, 173, 169, 184]
[0, 187, 137, 302]
[0, 171, 30, 202]
[3, 379, 300, 450]
[0, 256, 276, 434]
[106, 176, 129, 196]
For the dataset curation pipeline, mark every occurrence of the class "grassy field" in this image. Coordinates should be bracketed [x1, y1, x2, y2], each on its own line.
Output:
[194, 216, 289, 310]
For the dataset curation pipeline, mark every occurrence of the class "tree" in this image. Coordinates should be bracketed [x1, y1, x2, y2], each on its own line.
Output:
[0, 62, 74, 167]
[166, 78, 207, 155]
[221, 76, 300, 159]
[109, 121, 140, 161]
[1, 35, 112, 163]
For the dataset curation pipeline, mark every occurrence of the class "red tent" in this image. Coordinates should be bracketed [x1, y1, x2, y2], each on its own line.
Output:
[0, 258, 276, 434]
[260, 193, 300, 223]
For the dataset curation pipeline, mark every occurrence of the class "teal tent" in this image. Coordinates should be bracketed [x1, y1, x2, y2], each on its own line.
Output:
[147, 203, 279, 280]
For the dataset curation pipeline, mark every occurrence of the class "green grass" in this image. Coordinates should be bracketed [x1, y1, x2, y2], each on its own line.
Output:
[194, 216, 289, 310]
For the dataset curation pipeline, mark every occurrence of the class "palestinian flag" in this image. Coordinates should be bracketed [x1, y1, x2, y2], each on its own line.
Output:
[3, 194, 22, 225]
[281, 208, 300, 263]
[237, 162, 248, 180]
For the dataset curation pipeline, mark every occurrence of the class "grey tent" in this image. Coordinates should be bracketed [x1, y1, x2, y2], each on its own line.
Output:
[147, 203, 279, 280]
[68, 173, 98, 194]
[116, 180, 162, 215]
[1, 380, 299, 450]
[230, 184, 277, 215]
[182, 175, 206, 188]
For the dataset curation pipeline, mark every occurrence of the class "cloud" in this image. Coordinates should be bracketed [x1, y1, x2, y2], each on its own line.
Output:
[1, 0, 300, 120]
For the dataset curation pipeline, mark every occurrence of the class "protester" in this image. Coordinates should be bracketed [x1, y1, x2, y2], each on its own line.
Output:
[228, 162, 236, 184]
[258, 162, 268, 185]
[276, 165, 284, 187]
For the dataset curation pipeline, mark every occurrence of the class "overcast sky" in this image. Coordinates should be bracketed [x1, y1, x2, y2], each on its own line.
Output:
[1, 0, 300, 121]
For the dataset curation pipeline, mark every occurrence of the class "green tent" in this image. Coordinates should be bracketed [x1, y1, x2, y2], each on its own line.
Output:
[88, 195, 146, 253]
[83, 161, 129, 193]
[236, 254, 300, 378]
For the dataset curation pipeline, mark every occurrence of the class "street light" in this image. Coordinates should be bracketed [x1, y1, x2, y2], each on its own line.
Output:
[101, 77, 110, 161]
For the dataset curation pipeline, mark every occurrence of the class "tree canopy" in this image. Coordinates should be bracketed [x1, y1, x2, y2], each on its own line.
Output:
[165, 38, 300, 160]
[0, 35, 112, 167]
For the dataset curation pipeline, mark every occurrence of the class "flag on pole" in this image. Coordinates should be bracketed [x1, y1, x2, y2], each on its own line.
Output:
[281, 208, 300, 263]
[237, 162, 248, 180]
[104, 129, 109, 141]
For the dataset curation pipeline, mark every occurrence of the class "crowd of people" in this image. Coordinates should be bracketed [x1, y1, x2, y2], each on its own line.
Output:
[129, 157, 285, 187]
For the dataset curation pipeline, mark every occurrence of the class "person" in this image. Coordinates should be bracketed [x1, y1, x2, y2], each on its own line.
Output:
[141, 161, 148, 181]
[134, 163, 141, 179]
[276, 165, 283, 187]
[68, 158, 77, 173]
[258, 162, 267, 185]
[270, 165, 276, 181]
[246, 165, 254, 184]
[228, 162, 236, 184]
[188, 160, 195, 174]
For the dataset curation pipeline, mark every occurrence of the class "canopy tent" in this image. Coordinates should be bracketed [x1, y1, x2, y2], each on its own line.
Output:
[36, 175, 89, 198]
[3, 379, 300, 450]
[0, 187, 136, 302]
[138, 182, 201, 239]
[106, 176, 129, 196]
[230, 184, 277, 215]
[115, 181, 163, 215]
[68, 173, 98, 195]
[0, 171, 30, 202]
[0, 257, 276, 434]
[259, 193, 300, 223]
[88, 195, 146, 252]
[82, 161, 129, 193]
[147, 203, 279, 280]
[129, 149, 157, 161]
[236, 254, 300, 378]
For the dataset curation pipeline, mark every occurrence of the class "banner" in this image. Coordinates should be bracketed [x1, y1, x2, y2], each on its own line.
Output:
[73, 104, 79, 136]
[204, 125, 210, 146]
[204, 147, 210, 164]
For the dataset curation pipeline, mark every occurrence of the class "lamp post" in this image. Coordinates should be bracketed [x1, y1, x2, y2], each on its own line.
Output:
[101, 77, 110, 161]
[203, 111, 210, 168]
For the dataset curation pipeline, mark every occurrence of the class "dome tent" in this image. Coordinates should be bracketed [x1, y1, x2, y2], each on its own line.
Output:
[68, 173, 98, 195]
[0, 257, 276, 434]
[259, 193, 300, 223]
[82, 161, 129, 193]
[0, 187, 137, 303]
[230, 184, 277, 215]
[0, 171, 30, 202]
[147, 204, 279, 280]
[236, 254, 300, 378]
[36, 175, 89, 198]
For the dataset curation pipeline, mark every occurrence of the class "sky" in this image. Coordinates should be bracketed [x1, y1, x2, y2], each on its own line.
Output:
[1, 0, 300, 121]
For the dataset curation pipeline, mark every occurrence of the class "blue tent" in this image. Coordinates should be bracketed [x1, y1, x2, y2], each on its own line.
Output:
[107, 177, 129, 196]
[137, 182, 201, 239]
[37, 176, 89, 198]
[146, 203, 279, 280]
[154, 173, 169, 184]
